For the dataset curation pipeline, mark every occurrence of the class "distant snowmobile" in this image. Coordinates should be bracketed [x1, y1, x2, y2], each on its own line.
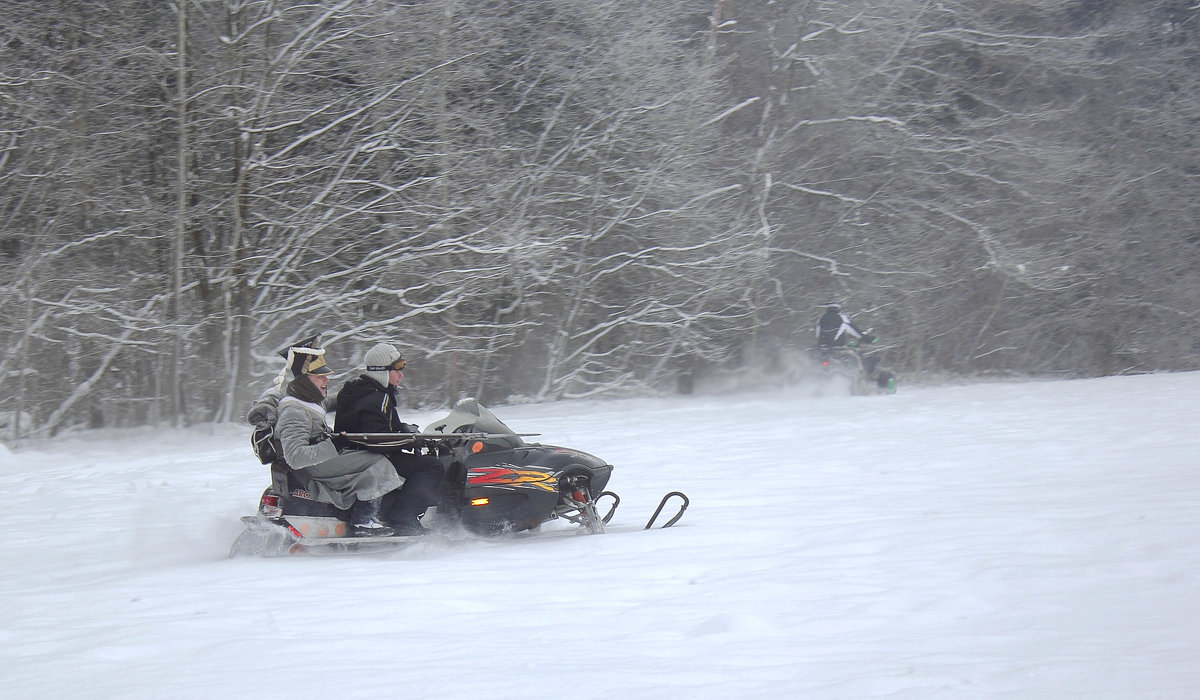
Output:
[808, 339, 897, 396]
[230, 399, 687, 556]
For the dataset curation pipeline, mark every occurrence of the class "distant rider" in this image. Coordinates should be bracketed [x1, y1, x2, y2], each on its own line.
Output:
[815, 302, 871, 348]
[812, 303, 895, 391]
[334, 343, 445, 536]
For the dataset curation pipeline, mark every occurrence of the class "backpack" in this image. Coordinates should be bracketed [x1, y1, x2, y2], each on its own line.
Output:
[251, 422, 281, 464]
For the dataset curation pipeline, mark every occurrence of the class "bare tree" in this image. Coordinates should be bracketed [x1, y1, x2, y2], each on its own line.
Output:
[708, 0, 1200, 376]
[4, 0, 1199, 440]
[1, 1, 179, 437]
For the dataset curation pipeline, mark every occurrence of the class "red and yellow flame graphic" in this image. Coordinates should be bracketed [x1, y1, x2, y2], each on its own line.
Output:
[467, 466, 558, 492]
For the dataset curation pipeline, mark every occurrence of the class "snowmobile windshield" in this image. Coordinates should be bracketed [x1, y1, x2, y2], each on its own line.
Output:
[425, 398, 525, 448]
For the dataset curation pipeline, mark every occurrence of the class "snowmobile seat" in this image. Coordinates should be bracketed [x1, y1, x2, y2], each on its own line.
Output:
[265, 459, 351, 519]
[267, 458, 314, 499]
[269, 460, 290, 494]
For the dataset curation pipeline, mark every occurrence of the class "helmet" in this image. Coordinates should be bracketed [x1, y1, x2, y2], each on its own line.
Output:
[277, 334, 333, 377]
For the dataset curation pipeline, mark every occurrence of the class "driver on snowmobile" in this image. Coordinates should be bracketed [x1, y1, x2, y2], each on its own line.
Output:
[333, 343, 444, 536]
[815, 302, 871, 348]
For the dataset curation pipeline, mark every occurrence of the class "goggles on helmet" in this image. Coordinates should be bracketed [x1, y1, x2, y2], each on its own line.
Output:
[367, 357, 406, 372]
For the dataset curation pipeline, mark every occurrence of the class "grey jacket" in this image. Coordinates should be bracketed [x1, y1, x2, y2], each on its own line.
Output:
[247, 385, 334, 427]
[275, 395, 339, 469]
[246, 384, 403, 509]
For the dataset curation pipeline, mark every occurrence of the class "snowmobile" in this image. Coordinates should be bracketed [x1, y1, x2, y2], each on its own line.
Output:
[808, 338, 897, 396]
[229, 399, 686, 557]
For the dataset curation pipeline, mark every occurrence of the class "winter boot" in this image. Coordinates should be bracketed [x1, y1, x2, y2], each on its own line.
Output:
[381, 495, 431, 536]
[350, 497, 396, 537]
[388, 516, 430, 537]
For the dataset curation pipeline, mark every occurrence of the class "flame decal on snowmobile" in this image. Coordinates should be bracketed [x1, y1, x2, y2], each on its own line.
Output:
[467, 465, 558, 492]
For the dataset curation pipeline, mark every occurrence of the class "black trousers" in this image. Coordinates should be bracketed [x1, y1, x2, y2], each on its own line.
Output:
[380, 451, 445, 524]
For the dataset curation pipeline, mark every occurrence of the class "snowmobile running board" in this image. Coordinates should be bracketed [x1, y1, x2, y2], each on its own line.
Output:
[237, 517, 428, 546]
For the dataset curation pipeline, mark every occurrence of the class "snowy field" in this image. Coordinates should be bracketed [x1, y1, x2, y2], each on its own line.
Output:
[2, 371, 1198, 699]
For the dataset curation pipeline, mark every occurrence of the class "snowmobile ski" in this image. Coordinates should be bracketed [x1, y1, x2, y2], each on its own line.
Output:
[645, 491, 689, 529]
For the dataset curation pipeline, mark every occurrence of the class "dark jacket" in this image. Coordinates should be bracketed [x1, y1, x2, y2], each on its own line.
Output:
[334, 375, 418, 452]
[815, 308, 864, 347]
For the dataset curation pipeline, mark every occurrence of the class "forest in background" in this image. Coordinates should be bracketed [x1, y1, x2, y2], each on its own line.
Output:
[3, 0, 1199, 439]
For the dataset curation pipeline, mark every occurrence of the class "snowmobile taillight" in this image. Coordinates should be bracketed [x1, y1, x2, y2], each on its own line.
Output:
[471, 440, 484, 454]
[821, 360, 830, 367]
[259, 493, 283, 518]
[470, 497, 490, 507]
[572, 489, 586, 502]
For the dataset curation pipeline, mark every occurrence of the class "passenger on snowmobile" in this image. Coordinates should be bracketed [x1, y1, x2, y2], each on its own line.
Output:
[333, 343, 444, 536]
[246, 335, 404, 537]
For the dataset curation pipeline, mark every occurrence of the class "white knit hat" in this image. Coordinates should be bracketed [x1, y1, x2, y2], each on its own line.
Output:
[363, 342, 404, 387]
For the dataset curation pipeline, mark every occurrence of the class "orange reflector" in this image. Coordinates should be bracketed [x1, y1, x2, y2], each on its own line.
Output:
[471, 441, 484, 453]
[470, 497, 490, 507]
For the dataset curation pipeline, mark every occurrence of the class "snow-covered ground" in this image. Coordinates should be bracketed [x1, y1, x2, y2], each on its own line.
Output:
[2, 372, 1198, 699]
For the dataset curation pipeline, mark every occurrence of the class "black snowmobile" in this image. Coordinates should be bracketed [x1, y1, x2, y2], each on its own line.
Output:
[809, 336, 897, 396]
[230, 399, 684, 557]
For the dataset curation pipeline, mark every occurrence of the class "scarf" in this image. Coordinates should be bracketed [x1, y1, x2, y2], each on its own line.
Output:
[286, 375, 325, 405]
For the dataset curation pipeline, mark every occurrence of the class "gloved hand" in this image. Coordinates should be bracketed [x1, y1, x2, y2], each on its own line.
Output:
[403, 437, 435, 453]
[246, 404, 277, 426]
[861, 333, 877, 344]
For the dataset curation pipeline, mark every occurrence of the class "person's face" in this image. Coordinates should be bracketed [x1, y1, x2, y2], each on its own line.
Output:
[309, 373, 330, 396]
[387, 368, 404, 387]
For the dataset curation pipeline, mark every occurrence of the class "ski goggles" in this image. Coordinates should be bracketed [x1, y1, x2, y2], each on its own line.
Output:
[367, 357, 406, 372]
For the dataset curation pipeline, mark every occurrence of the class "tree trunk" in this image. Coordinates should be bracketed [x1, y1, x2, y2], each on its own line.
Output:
[172, 0, 188, 427]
